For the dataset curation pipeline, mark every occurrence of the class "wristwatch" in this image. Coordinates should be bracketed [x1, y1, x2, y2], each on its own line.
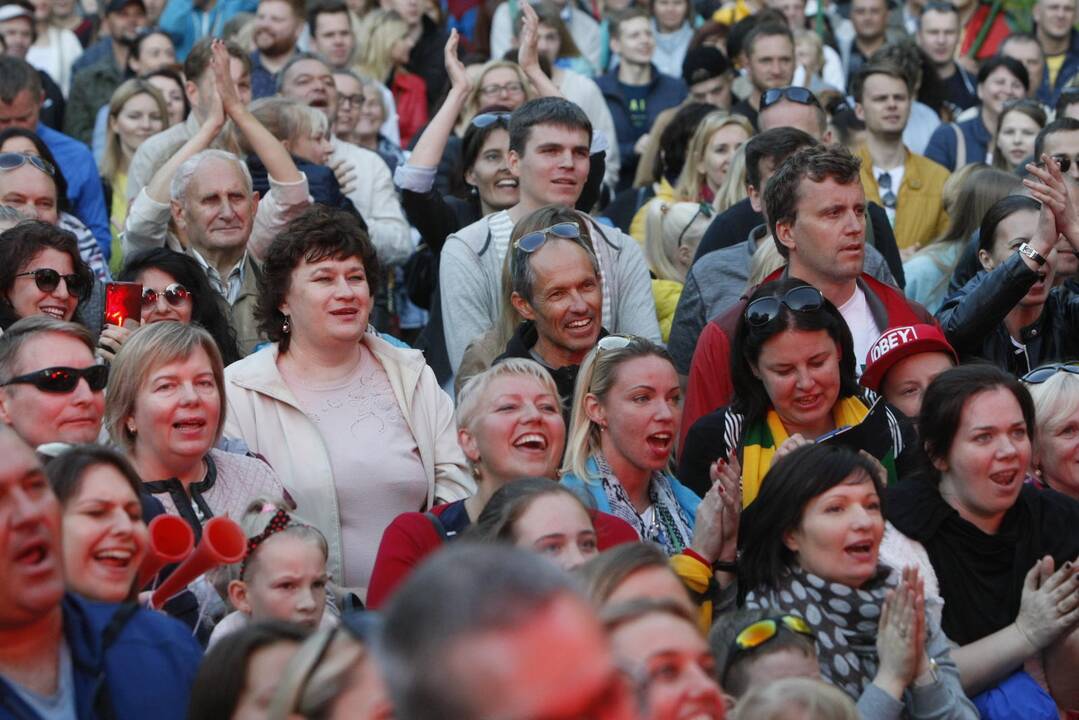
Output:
[913, 658, 940, 688]
[1019, 243, 1048, 267]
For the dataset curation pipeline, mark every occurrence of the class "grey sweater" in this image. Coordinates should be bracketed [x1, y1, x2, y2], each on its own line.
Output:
[439, 212, 662, 373]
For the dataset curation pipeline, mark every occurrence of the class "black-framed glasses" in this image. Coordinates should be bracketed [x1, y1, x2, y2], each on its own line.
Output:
[0, 152, 55, 177]
[142, 283, 191, 308]
[479, 81, 524, 97]
[1, 365, 108, 393]
[760, 86, 821, 112]
[14, 268, 87, 296]
[727, 615, 815, 666]
[878, 171, 897, 210]
[1021, 362, 1079, 384]
[515, 221, 581, 253]
[677, 203, 714, 247]
[1042, 153, 1079, 174]
[472, 111, 512, 128]
[744, 286, 824, 327]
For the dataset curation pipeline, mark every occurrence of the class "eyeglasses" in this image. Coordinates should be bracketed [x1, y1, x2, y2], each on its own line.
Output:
[727, 615, 815, 665]
[337, 93, 364, 108]
[744, 286, 824, 327]
[1, 364, 108, 393]
[480, 81, 525, 97]
[471, 111, 512, 128]
[760, 86, 821, 112]
[877, 171, 897, 210]
[14, 268, 87, 297]
[0, 152, 55, 177]
[142, 283, 190, 308]
[515, 221, 581, 253]
[677, 203, 714, 247]
[1021, 362, 1079, 384]
[1041, 153, 1079, 174]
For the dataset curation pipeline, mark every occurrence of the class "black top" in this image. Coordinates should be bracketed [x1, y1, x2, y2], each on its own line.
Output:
[887, 479, 1079, 646]
[730, 98, 759, 131]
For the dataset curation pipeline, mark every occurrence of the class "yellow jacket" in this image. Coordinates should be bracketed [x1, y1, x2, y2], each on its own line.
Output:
[857, 145, 950, 251]
[653, 278, 683, 343]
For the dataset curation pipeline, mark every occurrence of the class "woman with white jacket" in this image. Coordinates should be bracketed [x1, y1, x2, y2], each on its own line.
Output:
[223, 206, 474, 602]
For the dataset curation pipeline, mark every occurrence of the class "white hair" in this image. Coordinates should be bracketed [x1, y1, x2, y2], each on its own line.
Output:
[170, 149, 254, 204]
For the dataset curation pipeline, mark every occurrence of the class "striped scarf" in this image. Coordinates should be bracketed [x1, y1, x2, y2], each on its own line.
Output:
[740, 396, 898, 506]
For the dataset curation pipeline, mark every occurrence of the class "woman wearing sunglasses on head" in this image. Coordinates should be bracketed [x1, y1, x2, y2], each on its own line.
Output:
[1023, 362, 1079, 499]
[710, 609, 821, 702]
[561, 335, 703, 556]
[0, 220, 93, 332]
[739, 443, 978, 719]
[678, 278, 911, 501]
[886, 365, 1079, 713]
[937, 160, 1079, 377]
[118, 248, 242, 366]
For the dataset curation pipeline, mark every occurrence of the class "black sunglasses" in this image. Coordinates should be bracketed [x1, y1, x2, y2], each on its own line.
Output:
[1041, 153, 1079, 174]
[744, 286, 825, 327]
[677, 203, 714, 247]
[515, 221, 581, 253]
[0, 152, 55, 177]
[471, 111, 512, 128]
[1021, 362, 1079, 384]
[760, 86, 821, 112]
[1, 365, 108, 393]
[142, 283, 191, 308]
[14, 268, 87, 297]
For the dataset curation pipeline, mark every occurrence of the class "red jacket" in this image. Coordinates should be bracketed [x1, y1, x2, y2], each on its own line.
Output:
[392, 69, 429, 148]
[366, 499, 639, 609]
[679, 272, 932, 451]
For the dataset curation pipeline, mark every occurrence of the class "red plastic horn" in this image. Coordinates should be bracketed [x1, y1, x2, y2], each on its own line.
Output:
[151, 516, 246, 609]
[137, 515, 195, 589]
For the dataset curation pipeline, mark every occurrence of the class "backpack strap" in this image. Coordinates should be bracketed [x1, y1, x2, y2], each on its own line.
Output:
[424, 511, 456, 541]
[952, 123, 967, 168]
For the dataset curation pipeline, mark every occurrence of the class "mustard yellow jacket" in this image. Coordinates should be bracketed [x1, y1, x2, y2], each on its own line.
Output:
[857, 145, 950, 251]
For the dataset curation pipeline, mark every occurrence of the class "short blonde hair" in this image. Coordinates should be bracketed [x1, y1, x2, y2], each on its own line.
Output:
[644, 200, 709, 283]
[464, 60, 535, 122]
[1025, 371, 1079, 459]
[675, 112, 753, 203]
[732, 677, 858, 720]
[456, 358, 561, 431]
[267, 625, 374, 720]
[104, 321, 226, 453]
[247, 96, 327, 152]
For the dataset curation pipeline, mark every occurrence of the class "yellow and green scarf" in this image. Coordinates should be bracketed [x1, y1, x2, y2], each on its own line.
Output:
[740, 396, 896, 507]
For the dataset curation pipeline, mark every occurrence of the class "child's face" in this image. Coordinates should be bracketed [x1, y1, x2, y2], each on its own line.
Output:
[290, 129, 334, 166]
[241, 534, 328, 629]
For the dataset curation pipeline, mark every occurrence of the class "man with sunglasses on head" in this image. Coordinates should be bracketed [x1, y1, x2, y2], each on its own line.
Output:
[679, 144, 931, 446]
[440, 97, 660, 379]
[730, 23, 795, 130]
[852, 61, 950, 256]
[0, 316, 106, 449]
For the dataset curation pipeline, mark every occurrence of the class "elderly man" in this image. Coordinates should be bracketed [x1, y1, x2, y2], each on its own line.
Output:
[0, 426, 202, 719]
[277, 53, 412, 266]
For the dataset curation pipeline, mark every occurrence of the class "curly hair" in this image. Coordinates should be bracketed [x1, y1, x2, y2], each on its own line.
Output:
[255, 205, 380, 352]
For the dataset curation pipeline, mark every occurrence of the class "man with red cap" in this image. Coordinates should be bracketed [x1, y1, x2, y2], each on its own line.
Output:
[860, 323, 958, 420]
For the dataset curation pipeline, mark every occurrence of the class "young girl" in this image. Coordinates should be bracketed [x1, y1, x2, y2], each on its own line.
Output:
[209, 500, 336, 647]
[645, 200, 711, 341]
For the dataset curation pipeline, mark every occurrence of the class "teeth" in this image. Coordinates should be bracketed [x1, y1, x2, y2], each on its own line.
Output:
[41, 308, 65, 318]
[95, 549, 133, 560]
[514, 433, 547, 449]
[567, 319, 590, 328]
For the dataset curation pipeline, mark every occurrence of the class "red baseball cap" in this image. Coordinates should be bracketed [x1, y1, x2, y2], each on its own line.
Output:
[860, 324, 958, 392]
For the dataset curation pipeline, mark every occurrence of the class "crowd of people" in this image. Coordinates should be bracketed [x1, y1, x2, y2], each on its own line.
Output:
[0, 0, 1078, 715]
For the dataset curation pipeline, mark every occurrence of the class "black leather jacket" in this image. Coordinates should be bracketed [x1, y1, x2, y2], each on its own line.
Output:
[937, 252, 1079, 375]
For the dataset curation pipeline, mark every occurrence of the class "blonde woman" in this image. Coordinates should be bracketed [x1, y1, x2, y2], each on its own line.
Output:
[461, 59, 536, 128]
[644, 201, 711, 341]
[713, 143, 748, 213]
[99, 79, 168, 272]
[675, 112, 752, 205]
[355, 9, 427, 146]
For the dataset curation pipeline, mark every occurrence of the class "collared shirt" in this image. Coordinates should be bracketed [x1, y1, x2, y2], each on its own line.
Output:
[188, 247, 247, 305]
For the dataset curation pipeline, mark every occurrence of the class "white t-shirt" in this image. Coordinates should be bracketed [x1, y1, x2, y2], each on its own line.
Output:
[873, 164, 905, 228]
[837, 285, 882, 376]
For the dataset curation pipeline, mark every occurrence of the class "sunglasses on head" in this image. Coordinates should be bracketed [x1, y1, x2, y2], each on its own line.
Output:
[1021, 362, 1079, 384]
[744, 286, 824, 327]
[515, 221, 581, 253]
[677, 203, 714, 247]
[0, 152, 55, 176]
[14, 268, 87, 297]
[1, 364, 108, 393]
[471, 111, 512, 129]
[597, 334, 633, 353]
[142, 283, 191, 308]
[760, 87, 821, 112]
[727, 615, 815, 665]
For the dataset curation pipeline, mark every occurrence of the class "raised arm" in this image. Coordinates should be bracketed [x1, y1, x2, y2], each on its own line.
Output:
[517, 2, 563, 99]
[408, 30, 471, 170]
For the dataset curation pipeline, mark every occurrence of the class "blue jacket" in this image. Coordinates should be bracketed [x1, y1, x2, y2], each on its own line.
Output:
[1037, 29, 1079, 106]
[924, 115, 991, 171]
[0, 594, 202, 720]
[159, 0, 258, 60]
[37, 123, 111, 259]
[561, 457, 700, 526]
[596, 65, 687, 187]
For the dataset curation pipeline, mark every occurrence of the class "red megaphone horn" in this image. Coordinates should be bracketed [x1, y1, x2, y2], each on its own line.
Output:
[151, 516, 246, 609]
[137, 515, 195, 589]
